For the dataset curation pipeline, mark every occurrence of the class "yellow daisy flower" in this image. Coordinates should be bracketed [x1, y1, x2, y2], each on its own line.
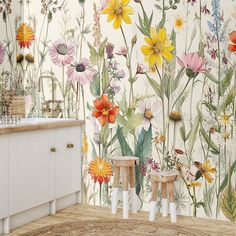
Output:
[141, 27, 175, 67]
[16, 23, 35, 49]
[102, 0, 134, 29]
[174, 15, 185, 32]
[202, 160, 217, 183]
[217, 111, 232, 126]
[188, 181, 201, 188]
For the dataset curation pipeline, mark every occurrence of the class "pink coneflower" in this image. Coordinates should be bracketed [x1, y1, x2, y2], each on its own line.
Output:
[67, 58, 97, 85]
[49, 39, 75, 66]
[177, 52, 207, 77]
[116, 47, 128, 57]
[0, 43, 5, 64]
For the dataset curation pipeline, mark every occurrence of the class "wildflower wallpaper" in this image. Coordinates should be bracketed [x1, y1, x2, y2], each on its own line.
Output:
[0, 0, 236, 221]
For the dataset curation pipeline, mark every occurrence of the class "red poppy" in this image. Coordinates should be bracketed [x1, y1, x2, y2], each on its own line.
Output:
[228, 31, 236, 52]
[92, 94, 119, 126]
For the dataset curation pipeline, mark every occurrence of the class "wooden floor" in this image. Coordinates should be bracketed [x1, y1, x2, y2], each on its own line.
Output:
[4, 204, 236, 236]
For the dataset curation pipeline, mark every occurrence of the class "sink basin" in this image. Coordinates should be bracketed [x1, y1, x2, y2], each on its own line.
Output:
[21, 118, 72, 124]
[0, 118, 76, 128]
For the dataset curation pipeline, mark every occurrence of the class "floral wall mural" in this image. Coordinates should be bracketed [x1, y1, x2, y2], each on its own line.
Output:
[0, 0, 236, 221]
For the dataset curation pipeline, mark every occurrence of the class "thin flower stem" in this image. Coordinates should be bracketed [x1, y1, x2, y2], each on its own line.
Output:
[185, 3, 189, 53]
[155, 65, 166, 153]
[79, 5, 85, 60]
[190, 78, 195, 126]
[173, 122, 177, 150]
[182, 177, 197, 217]
[75, 82, 80, 120]
[162, 0, 165, 20]
[62, 65, 66, 118]
[172, 77, 191, 110]
[99, 183, 102, 206]
[81, 85, 86, 131]
[120, 26, 133, 105]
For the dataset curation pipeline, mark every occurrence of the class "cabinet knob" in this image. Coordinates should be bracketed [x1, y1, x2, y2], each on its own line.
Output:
[67, 144, 74, 149]
[50, 147, 56, 152]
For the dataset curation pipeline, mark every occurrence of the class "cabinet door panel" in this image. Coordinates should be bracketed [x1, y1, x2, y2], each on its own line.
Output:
[9, 130, 55, 215]
[55, 127, 82, 198]
[0, 134, 9, 219]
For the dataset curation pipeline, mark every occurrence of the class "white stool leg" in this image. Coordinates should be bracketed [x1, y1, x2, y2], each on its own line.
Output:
[170, 202, 177, 223]
[130, 188, 137, 213]
[162, 198, 168, 217]
[123, 191, 129, 219]
[149, 181, 158, 221]
[3, 217, 10, 234]
[149, 201, 157, 221]
[50, 200, 56, 215]
[111, 188, 119, 214]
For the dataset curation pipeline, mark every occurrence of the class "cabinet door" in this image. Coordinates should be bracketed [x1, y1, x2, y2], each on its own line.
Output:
[55, 126, 82, 199]
[0, 134, 9, 219]
[9, 129, 55, 215]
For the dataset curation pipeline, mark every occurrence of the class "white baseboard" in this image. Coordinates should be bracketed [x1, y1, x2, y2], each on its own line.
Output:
[0, 191, 81, 234]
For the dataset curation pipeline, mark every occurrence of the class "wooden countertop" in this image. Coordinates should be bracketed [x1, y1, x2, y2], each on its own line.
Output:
[0, 119, 85, 135]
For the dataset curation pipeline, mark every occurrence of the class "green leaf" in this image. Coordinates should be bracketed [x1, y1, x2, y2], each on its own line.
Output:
[164, 74, 171, 99]
[118, 92, 127, 114]
[88, 42, 99, 65]
[219, 160, 236, 193]
[200, 127, 220, 154]
[48, 11, 52, 23]
[123, 113, 144, 135]
[218, 87, 236, 113]
[89, 73, 100, 97]
[116, 126, 134, 156]
[137, 14, 150, 36]
[202, 101, 217, 112]
[102, 60, 109, 92]
[98, 38, 107, 58]
[180, 125, 187, 142]
[220, 67, 234, 96]
[220, 184, 236, 222]
[90, 140, 98, 159]
[2, 11, 6, 23]
[155, 5, 162, 10]
[146, 74, 162, 99]
[203, 72, 218, 84]
[187, 115, 200, 154]
[135, 127, 152, 160]
[116, 115, 127, 126]
[135, 127, 152, 195]
[195, 170, 202, 180]
[203, 184, 215, 217]
[100, 123, 109, 145]
[172, 68, 185, 92]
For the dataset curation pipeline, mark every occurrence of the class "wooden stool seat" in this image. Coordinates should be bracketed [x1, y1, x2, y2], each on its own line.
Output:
[150, 170, 178, 183]
[149, 170, 179, 223]
[111, 156, 139, 219]
[111, 156, 139, 167]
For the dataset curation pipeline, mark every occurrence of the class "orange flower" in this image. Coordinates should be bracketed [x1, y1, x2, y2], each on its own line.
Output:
[16, 23, 35, 48]
[92, 94, 119, 126]
[228, 31, 236, 52]
[89, 157, 113, 185]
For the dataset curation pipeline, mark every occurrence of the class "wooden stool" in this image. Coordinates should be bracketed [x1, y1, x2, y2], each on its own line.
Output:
[111, 156, 139, 219]
[149, 171, 179, 223]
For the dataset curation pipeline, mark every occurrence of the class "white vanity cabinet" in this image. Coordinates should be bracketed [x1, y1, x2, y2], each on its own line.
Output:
[0, 134, 9, 219]
[9, 129, 55, 215]
[55, 127, 82, 199]
[0, 119, 84, 234]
